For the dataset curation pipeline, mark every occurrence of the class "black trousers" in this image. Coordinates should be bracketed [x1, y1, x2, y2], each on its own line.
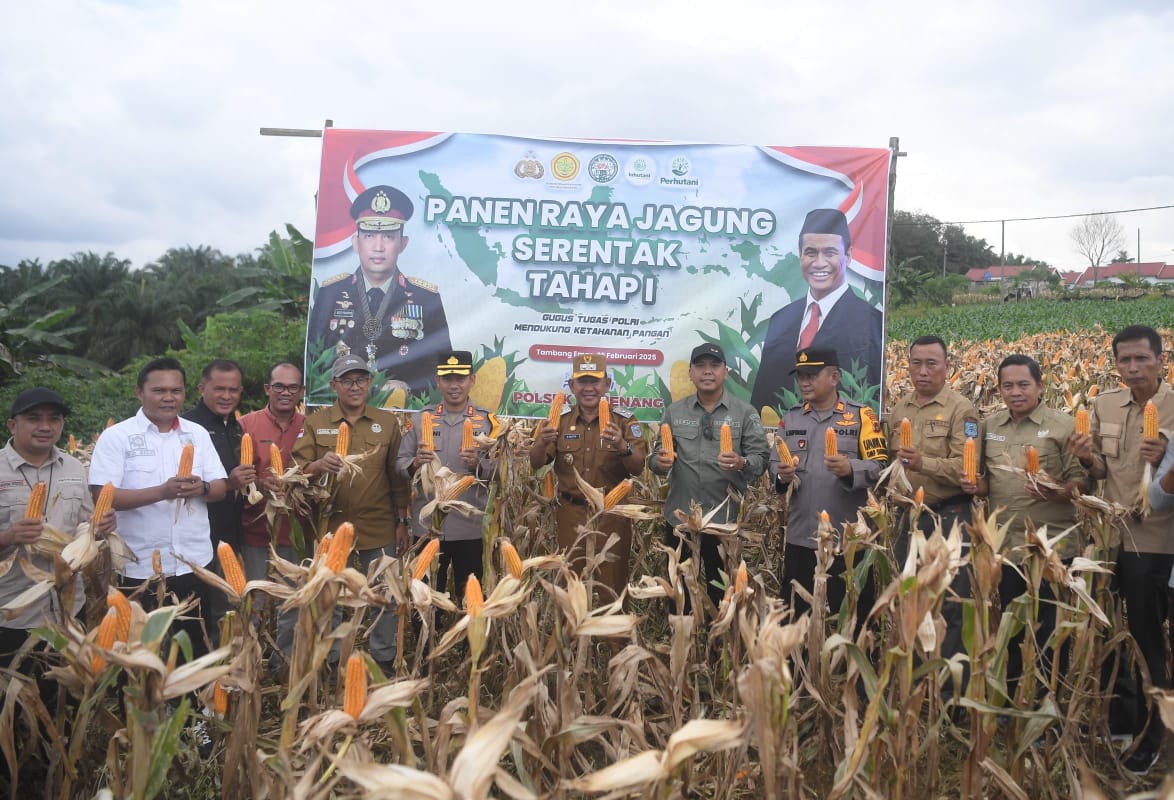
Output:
[434, 539, 484, 605]
[1113, 550, 1174, 752]
[998, 563, 1064, 700]
[663, 523, 725, 610]
[780, 542, 875, 633]
[119, 569, 215, 661]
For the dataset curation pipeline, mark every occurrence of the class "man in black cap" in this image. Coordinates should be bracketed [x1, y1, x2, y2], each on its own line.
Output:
[651, 343, 769, 610]
[750, 208, 883, 415]
[309, 184, 453, 395]
[769, 347, 887, 622]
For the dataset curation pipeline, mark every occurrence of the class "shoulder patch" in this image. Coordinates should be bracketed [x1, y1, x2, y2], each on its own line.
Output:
[406, 275, 439, 293]
[613, 406, 634, 418]
[560, 404, 574, 416]
[964, 420, 979, 438]
[320, 272, 352, 287]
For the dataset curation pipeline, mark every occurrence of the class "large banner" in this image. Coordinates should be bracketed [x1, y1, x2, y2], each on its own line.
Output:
[306, 130, 890, 421]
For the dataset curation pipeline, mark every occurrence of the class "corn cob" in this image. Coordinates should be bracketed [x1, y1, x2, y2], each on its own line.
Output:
[824, 428, 838, 457]
[1074, 408, 1090, 436]
[719, 422, 733, 454]
[217, 541, 246, 595]
[314, 533, 333, 566]
[419, 413, 434, 451]
[462, 418, 475, 450]
[68, 434, 77, 455]
[777, 438, 794, 466]
[465, 574, 485, 616]
[542, 471, 555, 499]
[469, 356, 506, 411]
[239, 433, 254, 466]
[326, 522, 354, 573]
[24, 482, 47, 519]
[1144, 400, 1159, 440]
[603, 479, 632, 509]
[412, 537, 440, 580]
[107, 588, 132, 643]
[152, 549, 163, 575]
[660, 423, 675, 461]
[898, 418, 913, 449]
[335, 422, 350, 457]
[1025, 445, 1040, 475]
[343, 652, 367, 719]
[177, 442, 195, 478]
[962, 437, 977, 483]
[500, 540, 523, 579]
[818, 510, 831, 525]
[213, 681, 229, 716]
[91, 482, 114, 528]
[93, 607, 118, 672]
[442, 475, 479, 502]
[914, 487, 925, 506]
[1087, 385, 1099, 399]
[269, 442, 284, 476]
[733, 561, 748, 594]
[546, 392, 565, 427]
[598, 398, 611, 432]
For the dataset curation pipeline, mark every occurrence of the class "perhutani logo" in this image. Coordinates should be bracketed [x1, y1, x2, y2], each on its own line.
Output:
[670, 156, 690, 176]
[587, 154, 619, 183]
[550, 152, 580, 181]
[625, 155, 654, 186]
[659, 156, 699, 187]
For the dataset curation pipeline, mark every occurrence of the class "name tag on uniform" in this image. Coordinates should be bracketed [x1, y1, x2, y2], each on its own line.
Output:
[563, 433, 581, 440]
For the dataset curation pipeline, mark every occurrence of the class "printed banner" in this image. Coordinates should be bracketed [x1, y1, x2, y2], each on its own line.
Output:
[305, 130, 890, 421]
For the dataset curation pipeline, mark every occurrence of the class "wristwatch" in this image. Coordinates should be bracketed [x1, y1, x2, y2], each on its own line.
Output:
[623, 443, 634, 456]
[201, 481, 210, 496]
[396, 517, 411, 526]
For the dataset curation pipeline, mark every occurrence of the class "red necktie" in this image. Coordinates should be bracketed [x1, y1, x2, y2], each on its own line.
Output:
[798, 303, 821, 349]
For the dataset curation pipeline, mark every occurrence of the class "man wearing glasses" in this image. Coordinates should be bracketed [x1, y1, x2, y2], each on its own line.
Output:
[293, 354, 411, 672]
[239, 362, 306, 671]
[652, 343, 769, 610]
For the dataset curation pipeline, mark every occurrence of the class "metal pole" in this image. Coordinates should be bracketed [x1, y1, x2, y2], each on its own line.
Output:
[999, 219, 1005, 299]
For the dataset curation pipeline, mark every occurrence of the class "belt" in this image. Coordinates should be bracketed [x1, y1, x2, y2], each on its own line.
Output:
[927, 494, 970, 513]
[559, 492, 588, 507]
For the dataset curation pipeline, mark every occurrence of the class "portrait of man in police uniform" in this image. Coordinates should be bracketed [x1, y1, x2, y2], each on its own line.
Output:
[308, 184, 452, 394]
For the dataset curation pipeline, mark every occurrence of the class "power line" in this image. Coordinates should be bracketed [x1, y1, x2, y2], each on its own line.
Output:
[893, 203, 1174, 227]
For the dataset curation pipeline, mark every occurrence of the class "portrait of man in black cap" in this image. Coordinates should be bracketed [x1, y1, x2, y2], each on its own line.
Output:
[308, 184, 453, 395]
[750, 208, 883, 414]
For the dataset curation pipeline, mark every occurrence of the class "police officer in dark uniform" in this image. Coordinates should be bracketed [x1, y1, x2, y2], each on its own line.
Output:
[309, 184, 452, 394]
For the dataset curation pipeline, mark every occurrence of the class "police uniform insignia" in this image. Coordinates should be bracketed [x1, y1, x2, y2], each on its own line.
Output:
[406, 275, 439, 293]
[629, 423, 641, 437]
[797, 439, 806, 449]
[404, 420, 414, 432]
[964, 420, 979, 438]
[329, 319, 338, 331]
[371, 190, 392, 214]
[321, 272, 351, 287]
[836, 411, 857, 426]
[399, 344, 410, 356]
[563, 453, 574, 464]
[858, 405, 889, 462]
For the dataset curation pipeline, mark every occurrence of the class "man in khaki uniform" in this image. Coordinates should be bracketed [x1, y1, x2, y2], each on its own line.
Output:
[529, 354, 645, 600]
[1069, 324, 1174, 774]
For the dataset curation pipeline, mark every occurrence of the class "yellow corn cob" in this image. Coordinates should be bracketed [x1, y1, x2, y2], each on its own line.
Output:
[217, 541, 246, 595]
[1074, 408, 1090, 436]
[177, 442, 195, 478]
[719, 422, 733, 454]
[326, 522, 354, 573]
[335, 422, 350, 457]
[91, 482, 114, 528]
[660, 423, 675, 461]
[777, 438, 794, 465]
[1144, 400, 1159, 440]
[151, 549, 163, 575]
[419, 413, 434, 451]
[314, 533, 333, 566]
[107, 588, 132, 643]
[898, 418, 913, 449]
[500, 540, 523, 579]
[239, 433, 254, 466]
[824, 428, 838, 457]
[1168, 363, 1174, 385]
[468, 356, 506, 411]
[93, 607, 118, 672]
[269, 442, 284, 476]
[24, 482, 47, 519]
[462, 418, 475, 450]
[733, 561, 748, 594]
[603, 479, 632, 509]
[412, 537, 440, 581]
[1088, 385, 1099, 399]
[818, 510, 831, 525]
[384, 387, 406, 411]
[465, 574, 484, 616]
[444, 475, 479, 502]
[598, 398, 611, 432]
[542, 471, 555, 499]
[963, 437, 977, 483]
[914, 487, 925, 506]
[68, 434, 77, 455]
[546, 392, 566, 427]
[343, 652, 367, 719]
[1025, 445, 1040, 475]
[213, 681, 229, 716]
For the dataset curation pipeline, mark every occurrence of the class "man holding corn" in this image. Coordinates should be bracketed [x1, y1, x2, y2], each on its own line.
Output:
[530, 354, 645, 600]
[770, 348, 887, 621]
[1069, 324, 1174, 773]
[294, 353, 412, 672]
[398, 350, 501, 603]
[652, 343, 769, 610]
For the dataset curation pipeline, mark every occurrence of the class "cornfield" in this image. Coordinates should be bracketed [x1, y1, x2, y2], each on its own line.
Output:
[5, 327, 1174, 799]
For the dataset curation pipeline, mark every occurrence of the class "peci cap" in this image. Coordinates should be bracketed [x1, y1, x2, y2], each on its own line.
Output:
[436, 350, 474, 377]
[690, 343, 726, 364]
[10, 388, 70, 418]
[331, 353, 371, 379]
[351, 185, 414, 232]
[571, 353, 607, 379]
[791, 347, 840, 375]
[799, 208, 851, 250]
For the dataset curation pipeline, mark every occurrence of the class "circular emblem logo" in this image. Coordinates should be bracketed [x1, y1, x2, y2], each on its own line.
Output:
[514, 151, 544, 180]
[587, 154, 619, 183]
[625, 155, 654, 186]
[371, 190, 392, 213]
[671, 156, 691, 177]
[371, 423, 382, 433]
[551, 152, 580, 181]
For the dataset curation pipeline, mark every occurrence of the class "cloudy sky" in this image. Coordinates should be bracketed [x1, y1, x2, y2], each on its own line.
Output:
[2, 0, 1171, 274]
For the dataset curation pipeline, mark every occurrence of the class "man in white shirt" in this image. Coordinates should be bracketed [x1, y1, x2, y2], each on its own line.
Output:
[89, 357, 228, 658]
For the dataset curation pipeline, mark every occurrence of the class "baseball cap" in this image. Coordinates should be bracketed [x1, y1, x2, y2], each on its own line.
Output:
[331, 354, 371, 379]
[10, 388, 70, 418]
[690, 343, 726, 364]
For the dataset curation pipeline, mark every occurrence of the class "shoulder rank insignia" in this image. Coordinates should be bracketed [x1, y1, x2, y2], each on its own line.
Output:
[320, 272, 352, 287]
[405, 275, 439, 293]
